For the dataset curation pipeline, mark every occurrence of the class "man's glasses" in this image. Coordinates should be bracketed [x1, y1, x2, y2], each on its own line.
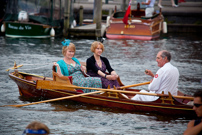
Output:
[193, 103, 202, 107]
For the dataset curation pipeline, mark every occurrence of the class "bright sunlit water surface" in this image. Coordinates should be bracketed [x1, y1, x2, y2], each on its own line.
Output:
[0, 33, 201, 135]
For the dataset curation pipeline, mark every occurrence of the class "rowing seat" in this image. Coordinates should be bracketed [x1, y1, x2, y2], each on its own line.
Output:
[52, 65, 76, 91]
[52, 65, 72, 84]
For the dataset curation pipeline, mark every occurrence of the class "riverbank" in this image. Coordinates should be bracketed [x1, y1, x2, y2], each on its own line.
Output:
[73, 0, 202, 33]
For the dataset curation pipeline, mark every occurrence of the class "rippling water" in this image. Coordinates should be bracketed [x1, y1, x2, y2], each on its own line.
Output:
[0, 34, 201, 135]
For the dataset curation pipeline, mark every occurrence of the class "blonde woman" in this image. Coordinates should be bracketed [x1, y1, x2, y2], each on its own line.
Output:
[53, 39, 102, 93]
[86, 41, 119, 88]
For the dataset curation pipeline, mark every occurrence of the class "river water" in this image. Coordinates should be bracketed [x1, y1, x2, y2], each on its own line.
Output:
[0, 34, 201, 135]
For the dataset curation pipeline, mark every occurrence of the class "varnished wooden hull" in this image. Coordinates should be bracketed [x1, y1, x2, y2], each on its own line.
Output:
[106, 10, 164, 40]
[9, 72, 195, 117]
[4, 21, 63, 38]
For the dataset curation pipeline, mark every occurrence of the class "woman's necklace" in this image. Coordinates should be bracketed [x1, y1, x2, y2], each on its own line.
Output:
[94, 55, 102, 68]
[64, 59, 74, 66]
[96, 59, 102, 67]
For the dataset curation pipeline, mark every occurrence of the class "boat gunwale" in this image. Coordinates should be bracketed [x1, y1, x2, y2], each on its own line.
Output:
[8, 72, 194, 112]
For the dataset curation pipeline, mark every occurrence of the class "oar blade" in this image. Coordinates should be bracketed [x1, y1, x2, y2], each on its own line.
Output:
[2, 91, 102, 108]
[1, 104, 23, 107]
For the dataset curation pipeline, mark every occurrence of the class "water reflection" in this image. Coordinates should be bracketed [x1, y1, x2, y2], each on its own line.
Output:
[0, 34, 201, 134]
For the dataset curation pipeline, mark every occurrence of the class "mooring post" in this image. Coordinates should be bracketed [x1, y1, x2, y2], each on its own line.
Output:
[79, 6, 83, 26]
[63, 0, 71, 36]
[50, 0, 53, 27]
[109, 9, 112, 16]
[93, 0, 102, 38]
[122, 0, 126, 11]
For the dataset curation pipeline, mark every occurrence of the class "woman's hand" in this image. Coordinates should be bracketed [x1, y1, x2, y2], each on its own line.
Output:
[53, 62, 59, 66]
[53, 62, 62, 75]
[106, 71, 119, 80]
[106, 74, 119, 80]
[80, 65, 86, 72]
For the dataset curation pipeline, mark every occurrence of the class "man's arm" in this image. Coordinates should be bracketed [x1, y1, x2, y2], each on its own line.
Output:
[142, 0, 151, 5]
[184, 120, 202, 135]
[148, 69, 163, 91]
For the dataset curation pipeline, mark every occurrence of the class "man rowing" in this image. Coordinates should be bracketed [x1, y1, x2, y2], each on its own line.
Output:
[131, 50, 179, 101]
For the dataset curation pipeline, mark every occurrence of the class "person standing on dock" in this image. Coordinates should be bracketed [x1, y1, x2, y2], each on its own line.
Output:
[184, 90, 202, 135]
[158, 0, 179, 8]
[141, 0, 156, 17]
[131, 50, 179, 101]
[86, 41, 120, 89]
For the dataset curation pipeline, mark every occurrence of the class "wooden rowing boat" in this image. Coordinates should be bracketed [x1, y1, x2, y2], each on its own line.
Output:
[105, 4, 165, 40]
[8, 69, 196, 117]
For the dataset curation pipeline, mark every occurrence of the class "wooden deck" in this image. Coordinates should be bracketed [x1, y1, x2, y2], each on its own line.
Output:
[68, 23, 106, 38]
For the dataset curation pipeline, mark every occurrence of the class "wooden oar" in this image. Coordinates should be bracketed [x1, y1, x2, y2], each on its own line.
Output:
[120, 81, 150, 89]
[3, 91, 102, 107]
[36, 80, 194, 100]
[6, 64, 23, 71]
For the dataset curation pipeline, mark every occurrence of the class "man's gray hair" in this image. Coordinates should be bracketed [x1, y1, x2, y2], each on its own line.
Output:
[161, 50, 171, 61]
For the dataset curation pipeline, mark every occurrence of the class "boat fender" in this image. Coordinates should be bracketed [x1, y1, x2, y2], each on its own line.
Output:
[73, 20, 77, 27]
[106, 16, 110, 27]
[18, 11, 29, 22]
[1, 24, 5, 32]
[163, 21, 167, 33]
[50, 27, 55, 37]
[71, 20, 77, 28]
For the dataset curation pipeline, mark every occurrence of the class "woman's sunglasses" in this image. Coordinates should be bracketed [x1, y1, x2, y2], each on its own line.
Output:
[193, 103, 202, 107]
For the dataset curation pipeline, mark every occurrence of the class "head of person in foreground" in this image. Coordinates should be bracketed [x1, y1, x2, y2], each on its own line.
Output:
[22, 121, 50, 135]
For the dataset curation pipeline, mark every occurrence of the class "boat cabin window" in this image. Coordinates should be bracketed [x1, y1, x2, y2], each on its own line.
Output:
[113, 11, 145, 19]
[113, 12, 125, 18]
[131, 10, 145, 18]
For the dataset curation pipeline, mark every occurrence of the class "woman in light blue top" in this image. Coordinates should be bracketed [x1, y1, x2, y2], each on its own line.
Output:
[53, 39, 102, 93]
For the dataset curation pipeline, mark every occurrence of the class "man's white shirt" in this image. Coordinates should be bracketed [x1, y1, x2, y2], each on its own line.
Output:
[148, 62, 179, 95]
[131, 62, 179, 101]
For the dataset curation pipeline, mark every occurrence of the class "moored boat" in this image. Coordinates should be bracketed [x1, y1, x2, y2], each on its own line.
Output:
[1, 0, 73, 38]
[8, 68, 196, 117]
[105, 4, 165, 40]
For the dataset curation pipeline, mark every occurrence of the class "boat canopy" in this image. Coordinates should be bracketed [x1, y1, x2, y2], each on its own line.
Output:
[3, 0, 67, 26]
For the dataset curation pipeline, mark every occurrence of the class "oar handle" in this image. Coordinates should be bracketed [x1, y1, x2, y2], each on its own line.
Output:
[120, 81, 150, 89]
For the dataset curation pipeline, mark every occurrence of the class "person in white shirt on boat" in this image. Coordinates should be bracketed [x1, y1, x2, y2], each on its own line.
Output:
[141, 0, 156, 17]
[131, 50, 179, 101]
